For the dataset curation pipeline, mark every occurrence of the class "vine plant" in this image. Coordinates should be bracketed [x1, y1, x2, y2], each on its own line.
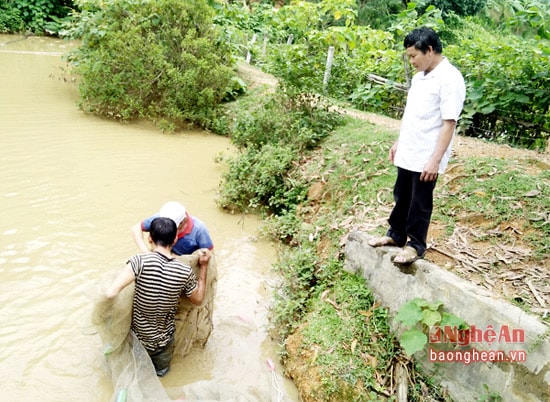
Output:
[395, 297, 468, 356]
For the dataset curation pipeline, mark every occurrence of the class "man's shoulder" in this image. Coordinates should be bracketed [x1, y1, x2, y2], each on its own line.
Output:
[172, 258, 191, 268]
[190, 216, 209, 230]
[141, 214, 159, 230]
[441, 57, 463, 77]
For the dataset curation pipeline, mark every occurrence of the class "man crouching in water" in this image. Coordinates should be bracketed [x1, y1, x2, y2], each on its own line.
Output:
[105, 217, 209, 376]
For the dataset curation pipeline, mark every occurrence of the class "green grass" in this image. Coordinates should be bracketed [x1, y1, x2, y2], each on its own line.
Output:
[435, 157, 550, 259]
[220, 83, 548, 400]
[270, 117, 547, 398]
[264, 119, 452, 399]
[299, 274, 397, 400]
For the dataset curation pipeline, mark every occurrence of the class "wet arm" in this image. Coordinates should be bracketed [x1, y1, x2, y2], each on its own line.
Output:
[131, 222, 150, 253]
[105, 264, 135, 299]
[187, 251, 209, 306]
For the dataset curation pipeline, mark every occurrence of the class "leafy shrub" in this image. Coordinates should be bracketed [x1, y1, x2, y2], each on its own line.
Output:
[234, 91, 343, 149]
[218, 143, 299, 214]
[67, 0, 236, 131]
[218, 88, 344, 214]
[2, 0, 75, 34]
[395, 298, 467, 356]
[418, 0, 488, 17]
[445, 25, 550, 149]
[0, 3, 25, 33]
[270, 245, 320, 337]
[263, 209, 303, 245]
[481, 0, 550, 40]
[356, 0, 404, 28]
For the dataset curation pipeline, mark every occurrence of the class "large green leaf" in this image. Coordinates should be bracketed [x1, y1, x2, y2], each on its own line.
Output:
[395, 300, 423, 326]
[400, 328, 428, 356]
[421, 309, 441, 327]
[440, 312, 468, 330]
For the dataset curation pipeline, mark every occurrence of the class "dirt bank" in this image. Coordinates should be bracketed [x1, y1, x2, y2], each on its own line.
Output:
[237, 61, 549, 318]
[237, 61, 549, 399]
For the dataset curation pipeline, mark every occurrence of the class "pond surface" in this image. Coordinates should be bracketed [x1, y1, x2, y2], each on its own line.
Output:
[0, 35, 298, 401]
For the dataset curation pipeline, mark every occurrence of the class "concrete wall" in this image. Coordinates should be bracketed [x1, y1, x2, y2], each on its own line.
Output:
[344, 230, 550, 401]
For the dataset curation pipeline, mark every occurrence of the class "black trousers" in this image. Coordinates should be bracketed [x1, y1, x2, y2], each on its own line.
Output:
[148, 335, 175, 377]
[386, 167, 437, 256]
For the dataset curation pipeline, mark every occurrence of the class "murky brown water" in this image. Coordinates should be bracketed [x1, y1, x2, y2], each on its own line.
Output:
[0, 35, 298, 401]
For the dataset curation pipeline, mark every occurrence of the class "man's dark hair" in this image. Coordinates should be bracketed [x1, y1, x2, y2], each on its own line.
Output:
[404, 27, 442, 54]
[150, 217, 177, 247]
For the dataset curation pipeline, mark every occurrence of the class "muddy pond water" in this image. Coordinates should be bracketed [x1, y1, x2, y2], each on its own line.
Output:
[0, 35, 299, 401]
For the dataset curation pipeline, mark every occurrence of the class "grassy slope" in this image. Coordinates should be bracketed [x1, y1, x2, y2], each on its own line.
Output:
[271, 117, 549, 401]
[231, 65, 549, 401]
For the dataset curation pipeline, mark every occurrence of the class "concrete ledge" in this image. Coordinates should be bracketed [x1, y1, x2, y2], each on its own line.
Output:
[344, 230, 550, 401]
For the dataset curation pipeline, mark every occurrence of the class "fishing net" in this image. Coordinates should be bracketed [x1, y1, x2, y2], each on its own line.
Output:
[90, 251, 261, 401]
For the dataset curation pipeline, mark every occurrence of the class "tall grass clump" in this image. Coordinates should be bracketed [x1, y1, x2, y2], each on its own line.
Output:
[217, 87, 345, 215]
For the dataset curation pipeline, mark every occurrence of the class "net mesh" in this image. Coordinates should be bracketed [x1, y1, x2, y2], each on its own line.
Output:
[90, 251, 275, 401]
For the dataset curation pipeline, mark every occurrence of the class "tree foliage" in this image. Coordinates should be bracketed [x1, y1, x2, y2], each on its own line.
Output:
[220, 0, 548, 149]
[481, 0, 550, 40]
[445, 22, 549, 149]
[67, 0, 237, 131]
[417, 0, 488, 17]
[0, 0, 74, 34]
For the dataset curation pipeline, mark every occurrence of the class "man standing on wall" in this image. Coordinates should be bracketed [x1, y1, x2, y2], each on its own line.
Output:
[368, 26, 466, 264]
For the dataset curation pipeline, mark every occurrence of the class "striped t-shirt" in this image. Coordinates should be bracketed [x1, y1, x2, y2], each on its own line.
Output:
[127, 251, 197, 351]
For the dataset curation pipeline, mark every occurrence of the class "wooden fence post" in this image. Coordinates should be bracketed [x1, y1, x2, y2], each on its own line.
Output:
[323, 46, 335, 91]
[245, 33, 257, 64]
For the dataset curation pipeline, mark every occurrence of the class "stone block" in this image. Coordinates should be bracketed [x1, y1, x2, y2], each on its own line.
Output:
[344, 230, 550, 401]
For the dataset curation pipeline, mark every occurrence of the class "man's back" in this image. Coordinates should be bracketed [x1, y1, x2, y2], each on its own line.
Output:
[128, 251, 197, 351]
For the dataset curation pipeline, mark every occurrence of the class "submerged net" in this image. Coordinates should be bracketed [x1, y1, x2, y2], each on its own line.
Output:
[90, 251, 268, 401]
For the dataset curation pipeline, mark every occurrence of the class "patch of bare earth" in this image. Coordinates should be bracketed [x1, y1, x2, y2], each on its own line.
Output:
[238, 64, 549, 399]
[344, 109, 550, 321]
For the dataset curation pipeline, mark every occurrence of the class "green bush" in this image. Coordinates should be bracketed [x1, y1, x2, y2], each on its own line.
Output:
[419, 0, 487, 17]
[67, 0, 236, 131]
[218, 88, 344, 215]
[445, 25, 550, 149]
[1, 0, 74, 34]
[218, 143, 300, 214]
[356, 0, 404, 28]
[232, 91, 343, 150]
[0, 3, 25, 33]
[481, 0, 550, 40]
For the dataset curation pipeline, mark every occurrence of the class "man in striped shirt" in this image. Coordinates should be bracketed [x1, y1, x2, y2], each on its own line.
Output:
[106, 217, 209, 376]
[368, 27, 466, 264]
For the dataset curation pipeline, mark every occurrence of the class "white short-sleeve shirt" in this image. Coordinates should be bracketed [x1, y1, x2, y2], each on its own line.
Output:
[394, 57, 465, 173]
